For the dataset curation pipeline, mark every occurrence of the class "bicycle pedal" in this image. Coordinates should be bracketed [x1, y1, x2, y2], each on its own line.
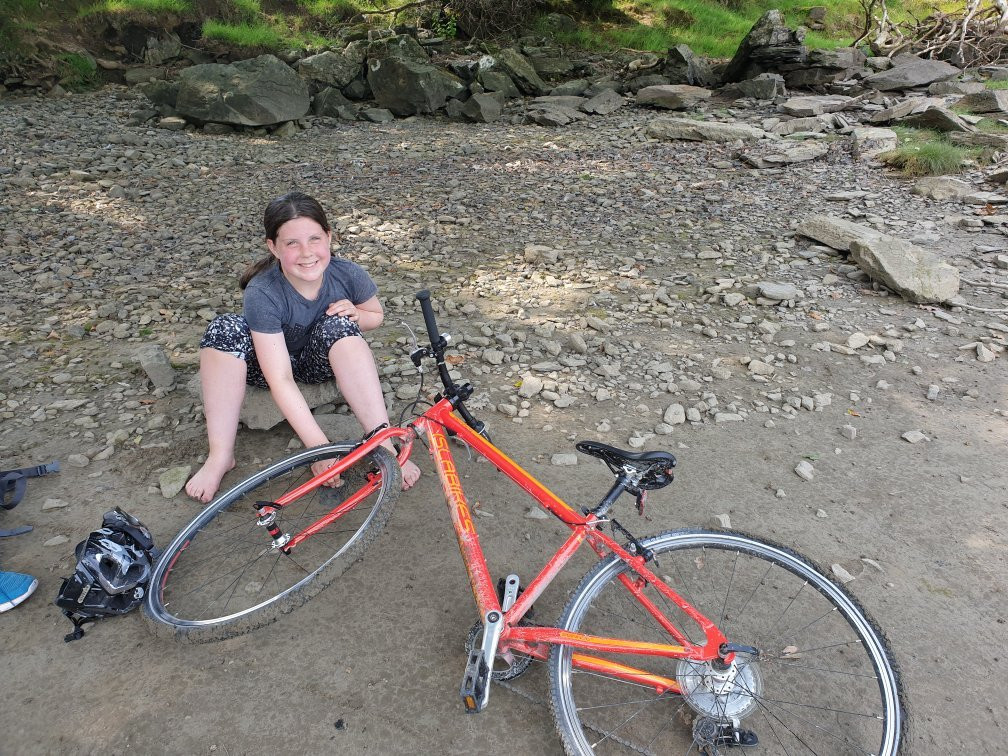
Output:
[460, 650, 490, 713]
[460, 609, 503, 713]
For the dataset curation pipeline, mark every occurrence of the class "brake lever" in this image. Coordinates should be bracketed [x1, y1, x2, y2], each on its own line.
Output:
[401, 321, 426, 369]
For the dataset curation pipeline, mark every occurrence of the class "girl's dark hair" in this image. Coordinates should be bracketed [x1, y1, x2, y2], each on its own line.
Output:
[239, 191, 332, 289]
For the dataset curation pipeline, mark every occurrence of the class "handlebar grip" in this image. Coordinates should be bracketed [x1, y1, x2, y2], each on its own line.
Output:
[415, 290, 441, 348]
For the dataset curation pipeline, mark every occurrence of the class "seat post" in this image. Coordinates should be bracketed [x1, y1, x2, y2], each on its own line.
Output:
[583, 476, 628, 517]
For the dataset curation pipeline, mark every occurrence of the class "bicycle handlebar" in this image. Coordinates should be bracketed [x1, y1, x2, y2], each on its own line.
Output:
[414, 290, 487, 437]
[415, 289, 442, 353]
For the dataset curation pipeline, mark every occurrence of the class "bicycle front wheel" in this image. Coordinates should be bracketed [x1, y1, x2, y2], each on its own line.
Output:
[549, 529, 904, 755]
[144, 443, 401, 642]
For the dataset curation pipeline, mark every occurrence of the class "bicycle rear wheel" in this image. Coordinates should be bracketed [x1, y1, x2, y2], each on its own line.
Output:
[549, 529, 904, 755]
[144, 443, 401, 642]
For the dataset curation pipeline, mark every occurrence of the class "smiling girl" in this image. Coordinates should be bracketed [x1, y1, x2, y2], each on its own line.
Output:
[185, 191, 420, 503]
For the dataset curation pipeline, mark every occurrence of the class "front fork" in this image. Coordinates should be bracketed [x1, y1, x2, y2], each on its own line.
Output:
[255, 505, 291, 552]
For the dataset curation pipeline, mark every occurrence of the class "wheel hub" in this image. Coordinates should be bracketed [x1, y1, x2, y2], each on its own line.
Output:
[676, 656, 762, 722]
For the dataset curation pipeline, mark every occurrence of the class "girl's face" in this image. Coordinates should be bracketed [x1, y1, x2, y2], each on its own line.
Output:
[267, 216, 332, 295]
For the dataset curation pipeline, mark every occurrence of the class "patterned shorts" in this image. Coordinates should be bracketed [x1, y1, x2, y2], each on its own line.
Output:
[199, 313, 362, 388]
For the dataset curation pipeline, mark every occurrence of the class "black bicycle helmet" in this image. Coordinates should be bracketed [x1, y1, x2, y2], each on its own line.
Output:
[75, 529, 152, 595]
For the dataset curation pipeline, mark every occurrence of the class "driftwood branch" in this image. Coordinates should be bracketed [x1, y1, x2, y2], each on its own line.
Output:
[856, 0, 1008, 66]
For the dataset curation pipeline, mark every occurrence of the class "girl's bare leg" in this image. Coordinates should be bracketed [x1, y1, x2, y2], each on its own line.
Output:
[328, 336, 421, 490]
[185, 348, 246, 502]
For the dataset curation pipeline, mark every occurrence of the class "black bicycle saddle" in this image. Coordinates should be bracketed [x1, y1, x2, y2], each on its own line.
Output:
[575, 441, 676, 490]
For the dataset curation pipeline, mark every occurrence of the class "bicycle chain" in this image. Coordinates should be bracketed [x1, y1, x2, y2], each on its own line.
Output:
[491, 677, 656, 756]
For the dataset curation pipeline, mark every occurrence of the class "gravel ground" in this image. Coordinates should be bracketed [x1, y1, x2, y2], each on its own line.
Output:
[1, 86, 1006, 753]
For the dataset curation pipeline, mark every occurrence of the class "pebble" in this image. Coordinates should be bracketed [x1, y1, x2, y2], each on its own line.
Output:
[926, 384, 940, 401]
[663, 403, 686, 425]
[840, 424, 857, 440]
[42, 498, 69, 510]
[45, 535, 70, 547]
[159, 465, 192, 497]
[67, 454, 90, 468]
[525, 507, 548, 519]
[901, 430, 930, 444]
[708, 513, 731, 529]
[794, 460, 815, 481]
[831, 563, 855, 583]
[816, 508, 828, 518]
[550, 453, 577, 466]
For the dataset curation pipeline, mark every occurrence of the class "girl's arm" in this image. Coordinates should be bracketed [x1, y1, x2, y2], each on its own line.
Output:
[250, 330, 328, 448]
[325, 295, 384, 332]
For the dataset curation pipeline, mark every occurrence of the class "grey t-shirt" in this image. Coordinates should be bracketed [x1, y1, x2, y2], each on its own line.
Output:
[243, 257, 378, 355]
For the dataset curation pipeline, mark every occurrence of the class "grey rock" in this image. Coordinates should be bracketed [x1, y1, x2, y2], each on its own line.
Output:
[366, 57, 465, 116]
[955, 89, 1008, 114]
[796, 215, 883, 252]
[794, 460, 815, 481]
[736, 73, 787, 100]
[864, 57, 960, 90]
[663, 403, 686, 425]
[722, 10, 807, 84]
[757, 281, 804, 301]
[298, 51, 359, 88]
[911, 176, 972, 200]
[581, 88, 624, 115]
[662, 44, 717, 88]
[851, 127, 898, 160]
[477, 69, 520, 98]
[518, 374, 544, 398]
[42, 498, 69, 510]
[159, 465, 191, 498]
[551, 453, 578, 466]
[312, 86, 355, 117]
[67, 454, 90, 468]
[365, 35, 429, 64]
[779, 95, 853, 117]
[234, 381, 343, 429]
[898, 106, 973, 132]
[868, 99, 915, 124]
[45, 535, 70, 547]
[929, 80, 985, 95]
[135, 343, 176, 388]
[645, 117, 765, 142]
[637, 84, 711, 110]
[487, 49, 548, 96]
[176, 55, 309, 126]
[849, 237, 960, 303]
[461, 92, 504, 123]
[901, 430, 929, 443]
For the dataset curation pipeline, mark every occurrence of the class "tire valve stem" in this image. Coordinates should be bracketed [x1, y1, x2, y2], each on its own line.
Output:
[256, 503, 291, 551]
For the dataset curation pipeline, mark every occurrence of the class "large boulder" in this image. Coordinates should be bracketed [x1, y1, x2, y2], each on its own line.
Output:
[862, 57, 960, 91]
[636, 84, 711, 110]
[297, 51, 360, 88]
[722, 10, 807, 84]
[645, 117, 766, 142]
[366, 56, 465, 116]
[662, 45, 717, 88]
[175, 55, 309, 126]
[486, 49, 548, 95]
[849, 238, 959, 303]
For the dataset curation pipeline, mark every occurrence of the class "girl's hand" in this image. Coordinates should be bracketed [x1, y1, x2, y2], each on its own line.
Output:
[311, 457, 342, 487]
[326, 299, 359, 321]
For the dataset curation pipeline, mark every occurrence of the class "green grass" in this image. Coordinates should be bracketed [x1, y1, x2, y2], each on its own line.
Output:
[202, 20, 286, 48]
[58, 51, 99, 89]
[880, 128, 976, 177]
[986, 79, 1008, 90]
[88, 0, 190, 12]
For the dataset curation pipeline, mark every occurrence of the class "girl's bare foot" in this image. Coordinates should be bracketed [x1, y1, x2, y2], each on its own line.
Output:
[401, 459, 421, 490]
[185, 456, 235, 503]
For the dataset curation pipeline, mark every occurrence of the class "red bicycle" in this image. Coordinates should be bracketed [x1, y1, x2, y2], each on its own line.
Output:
[145, 291, 904, 755]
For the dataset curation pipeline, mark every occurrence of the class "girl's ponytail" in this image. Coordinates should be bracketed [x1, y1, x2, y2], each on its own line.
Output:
[239, 254, 277, 289]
